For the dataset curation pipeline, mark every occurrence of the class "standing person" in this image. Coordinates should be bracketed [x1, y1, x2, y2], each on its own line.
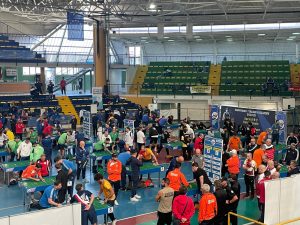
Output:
[155, 178, 174, 225]
[17, 137, 32, 161]
[227, 132, 242, 153]
[245, 122, 256, 145]
[247, 138, 259, 156]
[60, 77, 67, 95]
[38, 181, 62, 209]
[221, 177, 238, 225]
[283, 143, 299, 165]
[58, 131, 68, 157]
[226, 150, 240, 177]
[165, 156, 184, 177]
[191, 162, 212, 193]
[107, 153, 122, 206]
[271, 120, 280, 145]
[194, 133, 204, 152]
[253, 145, 265, 167]
[92, 114, 99, 139]
[124, 127, 134, 149]
[181, 126, 193, 160]
[55, 163, 68, 203]
[94, 173, 117, 225]
[167, 163, 189, 196]
[136, 127, 146, 153]
[30, 142, 44, 163]
[198, 184, 218, 225]
[192, 148, 205, 169]
[47, 81, 54, 99]
[286, 132, 299, 146]
[71, 183, 98, 225]
[118, 148, 131, 190]
[228, 174, 241, 225]
[126, 150, 143, 202]
[256, 170, 271, 223]
[70, 115, 77, 131]
[214, 180, 227, 225]
[42, 133, 53, 163]
[257, 129, 268, 147]
[243, 153, 256, 198]
[54, 155, 77, 197]
[264, 139, 275, 161]
[172, 186, 195, 225]
[149, 123, 159, 153]
[76, 141, 89, 182]
[10, 115, 17, 134]
[6, 136, 21, 162]
[15, 119, 25, 140]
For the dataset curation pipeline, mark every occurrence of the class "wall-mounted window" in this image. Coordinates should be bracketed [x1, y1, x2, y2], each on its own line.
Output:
[129, 46, 141, 65]
[23, 67, 41, 75]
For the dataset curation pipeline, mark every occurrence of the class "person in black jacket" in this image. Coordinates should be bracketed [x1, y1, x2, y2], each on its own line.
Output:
[55, 163, 68, 203]
[286, 133, 299, 146]
[70, 115, 77, 131]
[126, 150, 143, 202]
[283, 143, 299, 165]
[287, 160, 300, 177]
[76, 141, 89, 182]
[214, 180, 228, 225]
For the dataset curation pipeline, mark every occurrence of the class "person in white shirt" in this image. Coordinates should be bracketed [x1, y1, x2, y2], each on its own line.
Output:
[97, 122, 103, 141]
[136, 127, 146, 153]
[0, 130, 8, 148]
[17, 138, 32, 161]
[124, 127, 134, 148]
[101, 130, 112, 143]
[243, 153, 256, 198]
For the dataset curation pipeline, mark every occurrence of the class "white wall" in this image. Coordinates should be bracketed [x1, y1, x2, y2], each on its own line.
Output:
[109, 66, 137, 95]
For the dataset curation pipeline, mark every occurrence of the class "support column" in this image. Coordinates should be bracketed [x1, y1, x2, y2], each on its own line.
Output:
[93, 23, 106, 88]
[40, 67, 46, 93]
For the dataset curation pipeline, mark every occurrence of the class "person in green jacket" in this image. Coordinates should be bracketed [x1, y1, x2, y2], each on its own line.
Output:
[30, 142, 44, 163]
[94, 139, 105, 151]
[58, 132, 68, 157]
[29, 127, 38, 144]
[6, 137, 21, 162]
[110, 127, 119, 144]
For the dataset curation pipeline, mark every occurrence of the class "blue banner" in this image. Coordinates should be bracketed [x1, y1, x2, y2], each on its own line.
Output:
[210, 105, 220, 130]
[275, 111, 287, 143]
[67, 11, 84, 41]
[220, 106, 275, 134]
[203, 136, 223, 182]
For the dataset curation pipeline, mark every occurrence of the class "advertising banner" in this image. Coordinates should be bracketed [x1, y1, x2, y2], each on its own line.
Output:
[190, 85, 211, 94]
[210, 105, 220, 130]
[124, 119, 135, 133]
[275, 111, 287, 143]
[220, 106, 275, 134]
[92, 87, 103, 110]
[203, 136, 223, 182]
[82, 110, 92, 139]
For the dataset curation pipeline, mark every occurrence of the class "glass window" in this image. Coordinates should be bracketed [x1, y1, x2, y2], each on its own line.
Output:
[23, 67, 30, 75]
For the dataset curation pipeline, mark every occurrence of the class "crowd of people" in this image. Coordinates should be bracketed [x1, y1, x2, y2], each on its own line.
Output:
[0, 105, 299, 225]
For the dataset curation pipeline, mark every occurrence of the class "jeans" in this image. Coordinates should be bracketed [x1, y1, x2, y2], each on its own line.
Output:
[131, 176, 139, 198]
[244, 174, 255, 196]
[109, 180, 120, 198]
[61, 87, 66, 95]
[121, 165, 131, 188]
[258, 203, 265, 222]
[157, 211, 172, 225]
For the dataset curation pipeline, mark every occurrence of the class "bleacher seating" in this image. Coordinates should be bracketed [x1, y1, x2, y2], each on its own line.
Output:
[140, 61, 211, 95]
[0, 34, 46, 63]
[219, 60, 292, 96]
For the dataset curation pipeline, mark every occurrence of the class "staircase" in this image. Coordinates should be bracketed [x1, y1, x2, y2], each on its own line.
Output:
[56, 96, 80, 125]
[53, 69, 92, 92]
[208, 64, 222, 96]
[128, 65, 148, 94]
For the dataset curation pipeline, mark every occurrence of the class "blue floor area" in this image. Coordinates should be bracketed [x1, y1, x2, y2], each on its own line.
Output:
[0, 159, 248, 223]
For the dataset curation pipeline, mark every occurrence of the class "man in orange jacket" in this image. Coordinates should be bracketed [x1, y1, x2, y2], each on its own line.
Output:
[257, 129, 270, 146]
[198, 184, 217, 225]
[226, 150, 240, 176]
[107, 153, 122, 206]
[227, 132, 242, 153]
[166, 163, 189, 196]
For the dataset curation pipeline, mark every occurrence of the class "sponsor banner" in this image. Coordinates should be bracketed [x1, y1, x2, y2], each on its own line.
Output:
[190, 85, 211, 94]
[210, 105, 220, 130]
[275, 111, 287, 143]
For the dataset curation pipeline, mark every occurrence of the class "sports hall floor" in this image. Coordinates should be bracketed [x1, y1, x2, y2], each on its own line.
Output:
[0, 149, 260, 225]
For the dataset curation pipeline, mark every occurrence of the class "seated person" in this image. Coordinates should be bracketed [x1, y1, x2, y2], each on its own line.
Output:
[22, 163, 45, 182]
[267, 77, 275, 89]
[261, 83, 267, 95]
[39, 181, 62, 209]
[272, 83, 279, 94]
[287, 160, 300, 177]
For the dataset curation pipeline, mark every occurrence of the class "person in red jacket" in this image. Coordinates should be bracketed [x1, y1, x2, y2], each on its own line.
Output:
[194, 133, 204, 152]
[37, 154, 50, 177]
[60, 77, 66, 95]
[172, 186, 195, 225]
[256, 170, 271, 223]
[198, 184, 217, 225]
[15, 119, 25, 140]
[226, 150, 240, 176]
[43, 124, 53, 137]
[264, 139, 275, 161]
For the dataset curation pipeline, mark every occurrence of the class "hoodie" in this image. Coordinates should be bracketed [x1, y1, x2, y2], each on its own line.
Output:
[172, 195, 195, 224]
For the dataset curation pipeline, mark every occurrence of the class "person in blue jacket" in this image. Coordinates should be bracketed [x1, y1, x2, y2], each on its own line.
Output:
[39, 180, 62, 209]
[126, 150, 143, 202]
[42, 133, 53, 163]
[76, 141, 89, 182]
[54, 155, 77, 196]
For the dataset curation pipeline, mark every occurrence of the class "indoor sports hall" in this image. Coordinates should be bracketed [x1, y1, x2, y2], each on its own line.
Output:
[0, 1, 300, 225]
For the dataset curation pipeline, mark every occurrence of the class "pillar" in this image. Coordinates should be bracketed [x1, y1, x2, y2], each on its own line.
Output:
[40, 67, 46, 93]
[93, 24, 106, 88]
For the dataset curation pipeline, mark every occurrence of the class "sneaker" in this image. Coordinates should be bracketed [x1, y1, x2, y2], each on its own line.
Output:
[112, 220, 117, 225]
[130, 197, 139, 202]
[114, 200, 119, 206]
[134, 194, 141, 199]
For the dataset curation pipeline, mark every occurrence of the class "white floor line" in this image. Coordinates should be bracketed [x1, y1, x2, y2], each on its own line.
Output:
[116, 211, 157, 221]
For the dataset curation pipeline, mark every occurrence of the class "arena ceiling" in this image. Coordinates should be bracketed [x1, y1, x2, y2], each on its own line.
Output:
[1, 0, 300, 30]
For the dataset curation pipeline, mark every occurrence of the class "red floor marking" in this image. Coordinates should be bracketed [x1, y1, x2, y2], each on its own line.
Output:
[117, 212, 157, 225]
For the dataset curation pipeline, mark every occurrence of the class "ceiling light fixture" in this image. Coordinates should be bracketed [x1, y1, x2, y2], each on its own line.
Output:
[292, 32, 300, 35]
[225, 35, 231, 38]
[227, 38, 233, 42]
[164, 36, 170, 39]
[194, 36, 200, 38]
[149, 3, 156, 9]
[196, 39, 203, 41]
[168, 39, 174, 42]
[289, 36, 296, 39]
[287, 38, 293, 41]
[258, 33, 266, 36]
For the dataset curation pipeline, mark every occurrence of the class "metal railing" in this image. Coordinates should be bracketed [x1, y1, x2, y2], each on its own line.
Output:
[276, 217, 300, 225]
[228, 212, 266, 225]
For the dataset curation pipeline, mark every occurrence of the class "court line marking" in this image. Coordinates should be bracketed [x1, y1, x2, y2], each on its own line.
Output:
[116, 211, 157, 221]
